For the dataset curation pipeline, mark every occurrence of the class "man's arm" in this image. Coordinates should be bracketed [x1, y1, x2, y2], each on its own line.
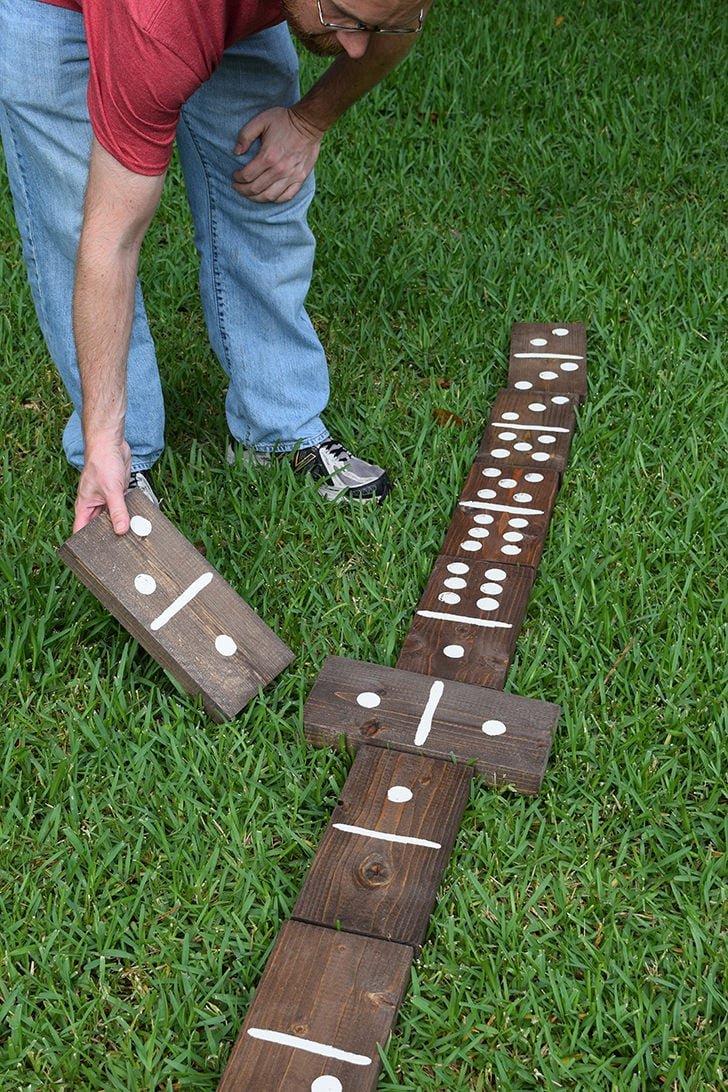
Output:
[233, 6, 432, 203]
[73, 139, 165, 534]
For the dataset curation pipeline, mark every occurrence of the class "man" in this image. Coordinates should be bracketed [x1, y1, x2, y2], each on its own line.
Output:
[0, 0, 430, 533]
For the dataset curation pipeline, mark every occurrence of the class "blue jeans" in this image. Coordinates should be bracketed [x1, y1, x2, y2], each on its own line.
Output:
[0, 0, 330, 471]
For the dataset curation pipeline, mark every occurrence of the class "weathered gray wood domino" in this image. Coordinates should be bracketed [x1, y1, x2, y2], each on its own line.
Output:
[441, 464, 560, 569]
[508, 321, 587, 403]
[292, 746, 472, 949]
[58, 491, 293, 720]
[304, 657, 559, 795]
[476, 388, 576, 475]
[396, 557, 536, 688]
[217, 920, 412, 1092]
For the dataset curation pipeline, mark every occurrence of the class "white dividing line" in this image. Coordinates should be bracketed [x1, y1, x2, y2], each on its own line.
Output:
[513, 352, 583, 360]
[417, 610, 512, 630]
[414, 680, 444, 747]
[459, 500, 544, 516]
[491, 421, 570, 433]
[150, 571, 213, 631]
[247, 1028, 371, 1066]
[333, 823, 442, 850]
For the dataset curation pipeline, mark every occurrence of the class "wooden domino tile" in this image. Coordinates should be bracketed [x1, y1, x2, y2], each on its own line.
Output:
[441, 464, 560, 569]
[508, 321, 587, 403]
[293, 746, 472, 949]
[396, 557, 536, 689]
[217, 920, 413, 1092]
[476, 388, 576, 475]
[58, 491, 293, 721]
[304, 657, 560, 795]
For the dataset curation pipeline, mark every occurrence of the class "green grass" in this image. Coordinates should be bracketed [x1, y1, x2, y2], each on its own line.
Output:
[1, 1, 726, 1088]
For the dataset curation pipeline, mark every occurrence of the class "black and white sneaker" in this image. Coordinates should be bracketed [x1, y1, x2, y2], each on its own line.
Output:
[127, 469, 160, 507]
[228, 437, 391, 502]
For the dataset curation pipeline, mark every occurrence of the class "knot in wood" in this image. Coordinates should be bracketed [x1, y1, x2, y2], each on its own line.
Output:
[359, 718, 382, 737]
[290, 1023, 310, 1037]
[357, 852, 391, 888]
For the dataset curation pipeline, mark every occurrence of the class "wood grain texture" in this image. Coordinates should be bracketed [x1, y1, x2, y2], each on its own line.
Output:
[397, 557, 536, 688]
[441, 463, 560, 570]
[217, 920, 412, 1092]
[508, 321, 587, 403]
[304, 657, 559, 795]
[292, 746, 472, 949]
[476, 388, 576, 475]
[57, 491, 293, 721]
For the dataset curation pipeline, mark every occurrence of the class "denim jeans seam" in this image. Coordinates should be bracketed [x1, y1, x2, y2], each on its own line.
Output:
[3, 114, 52, 344]
[177, 115, 251, 444]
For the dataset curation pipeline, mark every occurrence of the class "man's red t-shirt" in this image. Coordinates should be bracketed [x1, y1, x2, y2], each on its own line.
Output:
[38, 1, 285, 174]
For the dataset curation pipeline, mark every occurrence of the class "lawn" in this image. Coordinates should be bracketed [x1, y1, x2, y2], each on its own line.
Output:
[1, 1, 725, 1089]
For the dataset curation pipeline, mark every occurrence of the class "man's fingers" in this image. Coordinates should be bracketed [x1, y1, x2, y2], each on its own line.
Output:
[107, 493, 131, 536]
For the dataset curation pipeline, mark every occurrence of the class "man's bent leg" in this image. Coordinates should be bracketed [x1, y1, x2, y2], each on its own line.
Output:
[175, 23, 330, 452]
[0, 0, 164, 471]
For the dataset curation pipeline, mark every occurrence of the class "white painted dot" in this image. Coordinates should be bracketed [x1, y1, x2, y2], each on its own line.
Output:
[485, 568, 507, 580]
[444, 576, 467, 590]
[552, 327, 569, 336]
[490, 448, 510, 459]
[130, 515, 152, 537]
[504, 531, 524, 543]
[477, 488, 497, 499]
[514, 442, 532, 452]
[538, 435, 556, 444]
[501, 544, 522, 556]
[215, 634, 237, 657]
[480, 582, 503, 595]
[447, 562, 470, 575]
[508, 518, 529, 529]
[497, 431, 517, 442]
[481, 467, 501, 478]
[439, 591, 461, 605]
[482, 719, 507, 736]
[551, 395, 570, 405]
[560, 361, 579, 372]
[528, 402, 547, 412]
[357, 692, 381, 709]
[530, 337, 548, 346]
[498, 478, 517, 489]
[539, 370, 558, 381]
[525, 472, 544, 482]
[134, 573, 157, 595]
[474, 513, 494, 525]
[476, 597, 500, 611]
[515, 381, 533, 390]
[468, 528, 490, 539]
[502, 411, 520, 421]
[514, 492, 533, 503]
[387, 785, 413, 804]
[532, 452, 550, 463]
[461, 540, 482, 552]
[443, 644, 465, 659]
[312, 1078, 343, 1092]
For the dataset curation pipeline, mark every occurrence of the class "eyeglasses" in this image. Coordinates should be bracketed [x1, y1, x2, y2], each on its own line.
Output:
[316, 0, 424, 35]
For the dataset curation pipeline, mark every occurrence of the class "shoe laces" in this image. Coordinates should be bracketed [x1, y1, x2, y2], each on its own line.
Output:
[320, 439, 352, 465]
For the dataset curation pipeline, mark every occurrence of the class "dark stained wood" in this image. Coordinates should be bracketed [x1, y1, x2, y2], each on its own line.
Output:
[58, 491, 293, 721]
[508, 322, 587, 403]
[476, 388, 576, 475]
[293, 747, 472, 949]
[304, 657, 559, 795]
[397, 557, 536, 689]
[217, 920, 412, 1091]
[441, 463, 560, 570]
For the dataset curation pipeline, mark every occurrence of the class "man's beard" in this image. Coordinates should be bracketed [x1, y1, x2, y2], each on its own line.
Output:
[281, 1, 345, 56]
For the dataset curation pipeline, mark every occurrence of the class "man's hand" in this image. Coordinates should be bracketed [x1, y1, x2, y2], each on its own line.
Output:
[73, 439, 132, 536]
[232, 106, 324, 203]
